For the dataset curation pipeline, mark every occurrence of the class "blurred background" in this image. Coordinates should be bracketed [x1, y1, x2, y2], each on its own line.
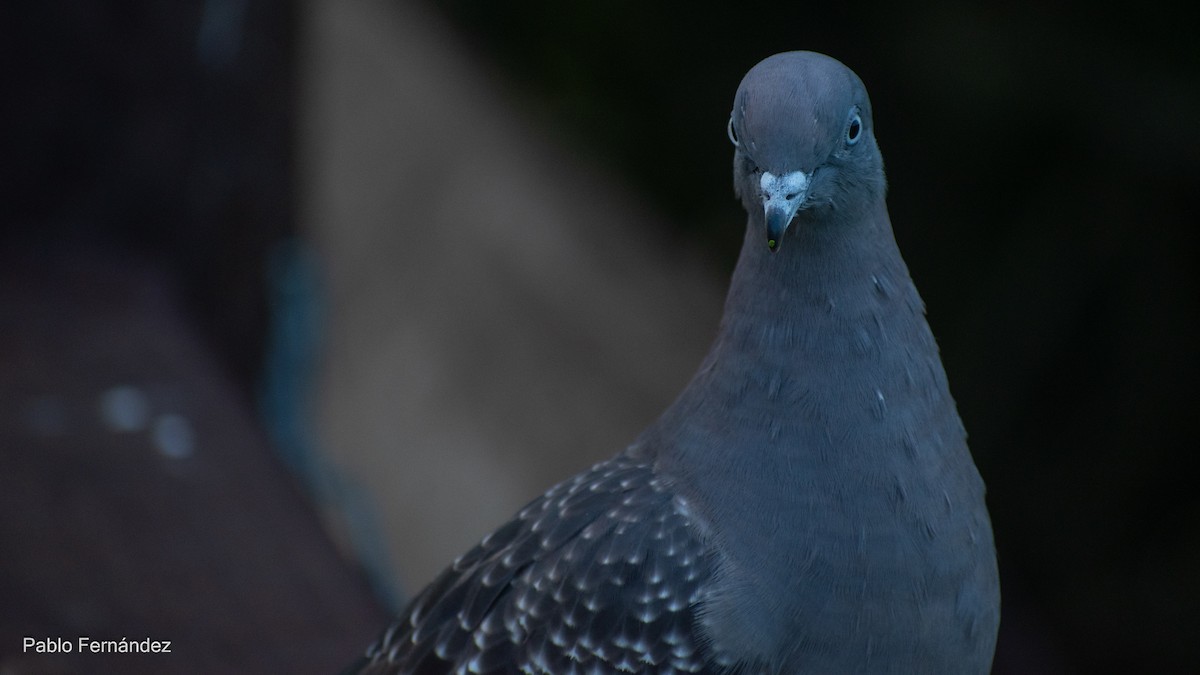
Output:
[1, 0, 1196, 673]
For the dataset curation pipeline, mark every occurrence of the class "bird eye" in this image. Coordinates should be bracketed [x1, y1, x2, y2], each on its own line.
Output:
[846, 111, 862, 145]
[727, 116, 740, 147]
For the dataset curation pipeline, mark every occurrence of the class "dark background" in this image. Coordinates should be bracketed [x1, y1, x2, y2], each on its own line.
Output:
[2, 1, 1197, 673]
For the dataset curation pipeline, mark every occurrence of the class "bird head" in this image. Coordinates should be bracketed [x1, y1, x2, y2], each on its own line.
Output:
[728, 51, 887, 252]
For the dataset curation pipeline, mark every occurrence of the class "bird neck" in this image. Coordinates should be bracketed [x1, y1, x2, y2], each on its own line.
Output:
[647, 198, 962, 515]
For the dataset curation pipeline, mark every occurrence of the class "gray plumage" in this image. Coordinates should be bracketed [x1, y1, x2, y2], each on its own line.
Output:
[347, 51, 1000, 674]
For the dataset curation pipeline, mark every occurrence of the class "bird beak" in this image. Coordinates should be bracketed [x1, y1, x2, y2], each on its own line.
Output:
[760, 170, 810, 252]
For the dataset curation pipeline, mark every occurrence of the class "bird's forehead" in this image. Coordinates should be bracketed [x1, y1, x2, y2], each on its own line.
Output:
[738, 88, 832, 168]
[734, 53, 864, 170]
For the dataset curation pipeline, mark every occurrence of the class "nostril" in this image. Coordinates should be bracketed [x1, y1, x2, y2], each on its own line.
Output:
[785, 193, 798, 200]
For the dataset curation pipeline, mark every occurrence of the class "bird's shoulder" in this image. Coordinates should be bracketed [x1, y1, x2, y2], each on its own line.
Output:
[355, 453, 721, 675]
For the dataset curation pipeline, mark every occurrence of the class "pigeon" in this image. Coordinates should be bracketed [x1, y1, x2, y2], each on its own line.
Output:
[346, 50, 1000, 674]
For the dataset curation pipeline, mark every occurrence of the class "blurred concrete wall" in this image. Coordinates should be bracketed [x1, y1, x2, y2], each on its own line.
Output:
[298, 0, 723, 595]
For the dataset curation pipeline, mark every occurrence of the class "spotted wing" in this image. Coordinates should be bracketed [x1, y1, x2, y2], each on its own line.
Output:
[348, 455, 716, 675]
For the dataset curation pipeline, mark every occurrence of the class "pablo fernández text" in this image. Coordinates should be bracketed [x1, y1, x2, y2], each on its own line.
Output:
[23, 636, 172, 654]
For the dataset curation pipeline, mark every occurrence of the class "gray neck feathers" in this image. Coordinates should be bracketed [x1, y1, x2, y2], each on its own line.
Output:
[654, 200, 957, 471]
[640, 200, 975, 665]
[650, 200, 964, 577]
